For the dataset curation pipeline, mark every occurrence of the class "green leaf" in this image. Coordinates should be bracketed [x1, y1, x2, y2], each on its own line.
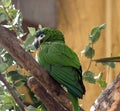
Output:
[85, 47, 95, 58]
[19, 94, 25, 102]
[2, 93, 13, 105]
[36, 105, 47, 111]
[83, 71, 96, 84]
[89, 24, 106, 43]
[1, 0, 11, 7]
[23, 33, 36, 51]
[14, 81, 25, 87]
[7, 71, 25, 82]
[0, 63, 8, 72]
[28, 27, 36, 36]
[27, 105, 36, 111]
[102, 62, 115, 68]
[81, 45, 95, 58]
[13, 11, 21, 25]
[94, 72, 107, 89]
[0, 13, 7, 23]
[9, 8, 18, 19]
[96, 79, 107, 89]
[99, 24, 106, 30]
[4, 53, 14, 66]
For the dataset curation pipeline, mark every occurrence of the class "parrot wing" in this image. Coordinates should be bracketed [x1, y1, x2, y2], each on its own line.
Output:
[39, 42, 81, 69]
[50, 66, 85, 98]
[38, 42, 85, 98]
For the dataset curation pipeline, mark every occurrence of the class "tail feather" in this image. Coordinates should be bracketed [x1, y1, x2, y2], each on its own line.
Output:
[51, 66, 85, 98]
[68, 92, 80, 111]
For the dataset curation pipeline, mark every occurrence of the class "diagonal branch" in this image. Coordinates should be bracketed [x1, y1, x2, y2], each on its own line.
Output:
[28, 77, 70, 111]
[0, 25, 73, 111]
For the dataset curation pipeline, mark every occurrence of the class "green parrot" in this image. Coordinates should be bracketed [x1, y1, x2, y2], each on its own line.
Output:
[33, 28, 86, 111]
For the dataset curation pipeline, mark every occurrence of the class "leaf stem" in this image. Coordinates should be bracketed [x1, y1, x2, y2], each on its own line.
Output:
[86, 58, 92, 71]
[86, 43, 94, 71]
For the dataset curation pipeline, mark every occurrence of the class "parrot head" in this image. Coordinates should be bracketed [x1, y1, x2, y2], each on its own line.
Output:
[34, 28, 65, 49]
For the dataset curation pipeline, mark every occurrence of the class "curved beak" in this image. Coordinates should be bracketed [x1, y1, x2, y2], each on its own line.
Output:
[33, 38, 39, 49]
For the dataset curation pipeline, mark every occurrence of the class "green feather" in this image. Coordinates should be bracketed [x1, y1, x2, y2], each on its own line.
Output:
[68, 92, 80, 111]
[49, 66, 85, 98]
[39, 42, 81, 69]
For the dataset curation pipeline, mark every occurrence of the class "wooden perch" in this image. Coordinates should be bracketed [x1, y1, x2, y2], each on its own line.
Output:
[0, 25, 73, 111]
[28, 77, 70, 111]
[90, 73, 120, 111]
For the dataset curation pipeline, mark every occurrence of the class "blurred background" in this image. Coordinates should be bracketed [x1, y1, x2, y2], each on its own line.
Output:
[12, 0, 120, 110]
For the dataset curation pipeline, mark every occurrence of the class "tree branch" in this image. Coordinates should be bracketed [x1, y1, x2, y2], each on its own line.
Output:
[0, 74, 27, 111]
[0, 25, 73, 111]
[90, 73, 120, 111]
[28, 77, 70, 111]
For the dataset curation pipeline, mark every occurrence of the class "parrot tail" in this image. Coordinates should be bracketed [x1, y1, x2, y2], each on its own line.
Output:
[68, 92, 80, 111]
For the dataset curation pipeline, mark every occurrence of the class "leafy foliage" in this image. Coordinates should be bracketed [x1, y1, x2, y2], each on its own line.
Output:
[81, 24, 106, 59]
[81, 24, 115, 89]
[89, 24, 106, 43]
[0, 81, 17, 111]
[83, 71, 96, 84]
[102, 62, 115, 68]
[0, 0, 23, 37]
[0, 0, 44, 111]
[23, 27, 36, 51]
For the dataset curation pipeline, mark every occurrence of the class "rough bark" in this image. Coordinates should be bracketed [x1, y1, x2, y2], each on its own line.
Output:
[0, 25, 73, 111]
[28, 77, 70, 111]
[90, 73, 120, 111]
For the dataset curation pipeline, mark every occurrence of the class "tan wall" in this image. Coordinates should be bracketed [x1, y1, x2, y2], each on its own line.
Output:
[57, 0, 119, 110]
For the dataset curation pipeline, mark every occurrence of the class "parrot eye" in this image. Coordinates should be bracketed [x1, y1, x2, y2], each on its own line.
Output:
[37, 33, 45, 43]
[39, 34, 45, 38]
